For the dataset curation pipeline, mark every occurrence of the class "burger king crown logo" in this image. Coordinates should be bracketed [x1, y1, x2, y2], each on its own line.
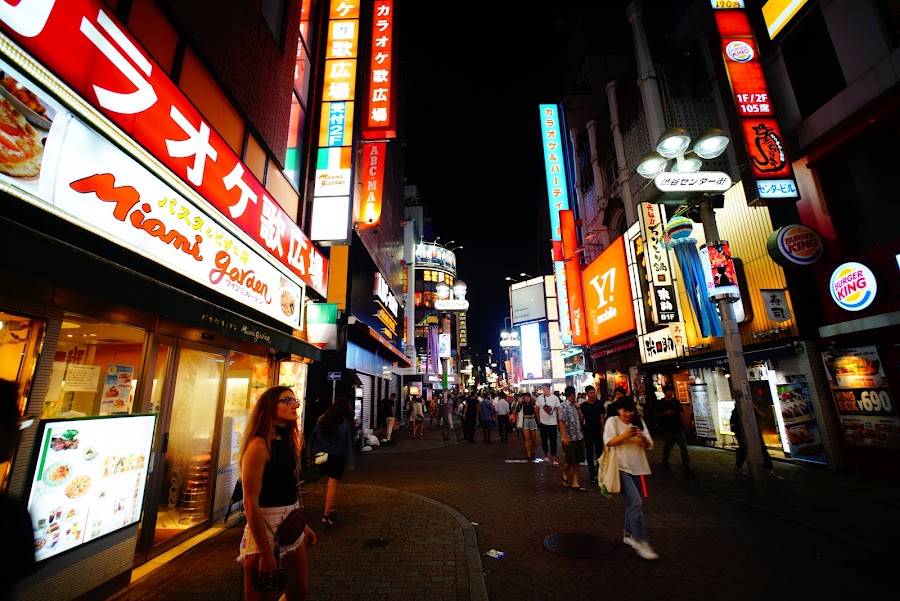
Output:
[830, 262, 877, 312]
[725, 40, 754, 63]
[776, 225, 822, 265]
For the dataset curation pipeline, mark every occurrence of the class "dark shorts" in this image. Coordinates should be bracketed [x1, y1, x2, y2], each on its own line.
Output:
[320, 454, 346, 480]
[564, 439, 586, 466]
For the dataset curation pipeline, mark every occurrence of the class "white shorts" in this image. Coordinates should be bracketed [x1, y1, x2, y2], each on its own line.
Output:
[236, 502, 305, 562]
[522, 416, 538, 432]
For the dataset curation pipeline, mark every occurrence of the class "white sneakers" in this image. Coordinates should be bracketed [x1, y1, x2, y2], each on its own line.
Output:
[624, 534, 659, 560]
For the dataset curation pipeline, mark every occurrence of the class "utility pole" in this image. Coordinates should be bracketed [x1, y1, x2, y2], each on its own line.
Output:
[698, 198, 768, 495]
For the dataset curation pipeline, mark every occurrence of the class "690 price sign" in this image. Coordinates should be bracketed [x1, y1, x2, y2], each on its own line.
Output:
[832, 388, 894, 415]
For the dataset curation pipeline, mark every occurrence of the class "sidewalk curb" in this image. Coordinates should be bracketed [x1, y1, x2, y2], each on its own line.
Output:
[347, 484, 488, 601]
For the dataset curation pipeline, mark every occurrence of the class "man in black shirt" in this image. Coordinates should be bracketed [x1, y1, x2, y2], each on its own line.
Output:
[654, 384, 693, 478]
[580, 385, 605, 484]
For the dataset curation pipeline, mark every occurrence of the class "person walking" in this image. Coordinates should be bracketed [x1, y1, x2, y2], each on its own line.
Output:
[379, 392, 396, 444]
[731, 402, 784, 480]
[495, 391, 511, 443]
[508, 394, 519, 435]
[309, 396, 357, 529]
[605, 387, 627, 419]
[463, 394, 479, 442]
[654, 384, 694, 479]
[478, 394, 496, 443]
[238, 385, 318, 600]
[580, 384, 605, 484]
[1, 379, 37, 601]
[428, 395, 440, 430]
[558, 385, 587, 491]
[301, 394, 326, 467]
[519, 392, 540, 460]
[535, 383, 561, 466]
[603, 396, 659, 561]
[410, 396, 426, 438]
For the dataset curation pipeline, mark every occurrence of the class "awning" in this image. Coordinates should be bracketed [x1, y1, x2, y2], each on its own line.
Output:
[347, 321, 412, 368]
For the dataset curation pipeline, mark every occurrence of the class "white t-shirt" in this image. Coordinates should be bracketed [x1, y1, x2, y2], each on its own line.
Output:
[535, 393, 561, 426]
[602, 416, 654, 476]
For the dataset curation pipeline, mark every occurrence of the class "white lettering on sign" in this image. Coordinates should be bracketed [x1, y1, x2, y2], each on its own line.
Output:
[374, 272, 399, 317]
[588, 267, 615, 309]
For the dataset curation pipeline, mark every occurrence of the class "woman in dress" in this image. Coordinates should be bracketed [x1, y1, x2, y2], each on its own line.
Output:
[410, 396, 426, 438]
[238, 385, 317, 600]
[602, 396, 659, 561]
[310, 396, 356, 529]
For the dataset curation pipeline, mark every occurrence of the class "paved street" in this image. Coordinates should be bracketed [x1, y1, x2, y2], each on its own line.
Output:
[109, 425, 900, 601]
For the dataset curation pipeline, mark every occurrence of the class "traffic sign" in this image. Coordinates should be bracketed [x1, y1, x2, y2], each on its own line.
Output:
[327, 372, 342, 381]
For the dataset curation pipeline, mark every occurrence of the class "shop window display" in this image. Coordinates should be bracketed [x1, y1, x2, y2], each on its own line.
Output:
[42, 314, 147, 418]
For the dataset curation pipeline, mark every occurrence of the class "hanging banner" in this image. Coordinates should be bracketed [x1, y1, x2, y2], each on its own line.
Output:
[363, 0, 397, 139]
[358, 141, 386, 229]
[638, 203, 680, 325]
[699, 241, 740, 300]
[760, 289, 792, 322]
[559, 210, 587, 345]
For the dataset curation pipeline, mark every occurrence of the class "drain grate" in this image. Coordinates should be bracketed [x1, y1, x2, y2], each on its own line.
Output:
[543, 533, 612, 559]
[362, 537, 391, 549]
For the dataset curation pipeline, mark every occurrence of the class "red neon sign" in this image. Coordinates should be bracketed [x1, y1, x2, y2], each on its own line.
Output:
[363, 0, 396, 139]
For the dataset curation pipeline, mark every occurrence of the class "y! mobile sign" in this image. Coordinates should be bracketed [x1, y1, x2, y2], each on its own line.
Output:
[711, 3, 799, 204]
[538, 104, 572, 344]
[0, 1, 327, 297]
[581, 237, 635, 345]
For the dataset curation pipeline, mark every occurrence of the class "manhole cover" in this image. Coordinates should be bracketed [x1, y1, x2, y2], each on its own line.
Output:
[362, 537, 391, 548]
[543, 533, 612, 558]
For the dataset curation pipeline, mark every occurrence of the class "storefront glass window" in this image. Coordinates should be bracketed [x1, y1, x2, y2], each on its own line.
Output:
[42, 314, 147, 419]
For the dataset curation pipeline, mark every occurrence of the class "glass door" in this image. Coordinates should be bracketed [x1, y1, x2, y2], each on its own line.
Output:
[136, 341, 225, 560]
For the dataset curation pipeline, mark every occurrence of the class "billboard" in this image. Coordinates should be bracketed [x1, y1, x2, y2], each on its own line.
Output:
[582, 237, 635, 345]
[511, 282, 547, 325]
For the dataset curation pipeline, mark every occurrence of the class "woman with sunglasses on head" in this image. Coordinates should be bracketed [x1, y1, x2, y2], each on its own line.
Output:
[603, 396, 659, 561]
[238, 386, 317, 600]
[309, 396, 356, 529]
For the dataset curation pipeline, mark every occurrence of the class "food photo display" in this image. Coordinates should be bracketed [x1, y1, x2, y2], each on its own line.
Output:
[27, 414, 157, 562]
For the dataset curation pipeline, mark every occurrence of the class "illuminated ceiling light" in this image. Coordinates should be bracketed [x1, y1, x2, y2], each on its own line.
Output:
[671, 151, 703, 173]
[656, 127, 692, 158]
[692, 128, 730, 159]
[635, 150, 668, 179]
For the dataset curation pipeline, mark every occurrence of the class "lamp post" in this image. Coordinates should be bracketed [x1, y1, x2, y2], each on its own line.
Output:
[636, 127, 769, 496]
[520, 272, 533, 279]
[499, 326, 520, 389]
[505, 275, 521, 282]
[435, 279, 469, 440]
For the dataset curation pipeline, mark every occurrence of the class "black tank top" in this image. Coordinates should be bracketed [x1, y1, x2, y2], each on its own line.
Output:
[258, 427, 298, 508]
[522, 402, 536, 417]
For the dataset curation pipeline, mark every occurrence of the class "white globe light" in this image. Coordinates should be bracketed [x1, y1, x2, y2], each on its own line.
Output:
[656, 127, 691, 159]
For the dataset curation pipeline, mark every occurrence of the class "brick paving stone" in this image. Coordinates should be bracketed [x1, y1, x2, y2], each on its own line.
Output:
[108, 436, 900, 600]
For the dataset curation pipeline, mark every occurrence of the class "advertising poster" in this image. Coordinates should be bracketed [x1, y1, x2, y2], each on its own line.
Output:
[822, 346, 900, 449]
[776, 381, 826, 464]
[700, 241, 740, 300]
[717, 400, 736, 436]
[689, 383, 717, 440]
[99, 365, 135, 415]
[27, 414, 157, 562]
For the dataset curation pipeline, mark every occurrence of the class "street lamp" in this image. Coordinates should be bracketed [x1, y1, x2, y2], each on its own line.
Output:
[433, 279, 469, 439]
[505, 275, 520, 282]
[448, 244, 463, 252]
[520, 272, 533, 279]
[636, 126, 769, 495]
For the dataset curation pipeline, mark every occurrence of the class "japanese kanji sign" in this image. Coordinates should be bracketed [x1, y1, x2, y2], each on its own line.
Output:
[0, 0, 328, 296]
[638, 322, 685, 364]
[711, 4, 799, 204]
[654, 171, 732, 194]
[638, 203, 681, 325]
[760, 289, 792, 322]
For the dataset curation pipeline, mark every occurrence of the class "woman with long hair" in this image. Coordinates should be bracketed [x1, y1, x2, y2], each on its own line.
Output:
[519, 392, 539, 461]
[237, 385, 317, 600]
[310, 396, 356, 529]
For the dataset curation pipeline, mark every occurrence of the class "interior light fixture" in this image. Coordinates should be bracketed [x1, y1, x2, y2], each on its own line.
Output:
[636, 150, 668, 179]
[656, 127, 692, 158]
[692, 128, 730, 159]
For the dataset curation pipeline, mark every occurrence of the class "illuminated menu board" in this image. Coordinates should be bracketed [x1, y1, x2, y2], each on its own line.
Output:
[27, 414, 157, 562]
[711, 4, 799, 203]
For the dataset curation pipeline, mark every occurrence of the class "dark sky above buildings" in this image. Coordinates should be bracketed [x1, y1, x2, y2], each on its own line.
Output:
[395, 1, 642, 358]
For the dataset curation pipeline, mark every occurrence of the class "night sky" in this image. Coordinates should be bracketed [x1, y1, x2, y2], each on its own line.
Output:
[395, 1, 641, 359]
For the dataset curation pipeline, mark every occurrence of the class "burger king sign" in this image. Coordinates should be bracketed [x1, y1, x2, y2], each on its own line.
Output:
[767, 224, 823, 268]
[830, 262, 877, 312]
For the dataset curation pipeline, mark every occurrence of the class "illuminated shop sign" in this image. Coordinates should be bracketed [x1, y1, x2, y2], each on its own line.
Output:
[0, 1, 327, 296]
[830, 262, 877, 312]
[581, 237, 635, 345]
[711, 4, 799, 204]
[363, 0, 396, 139]
[358, 141, 386, 229]
[538, 103, 572, 343]
[767, 224, 823, 268]
[762, 0, 809, 39]
[311, 0, 360, 244]
[0, 80, 303, 328]
[560, 210, 587, 345]
[414, 243, 457, 275]
[638, 203, 680, 325]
